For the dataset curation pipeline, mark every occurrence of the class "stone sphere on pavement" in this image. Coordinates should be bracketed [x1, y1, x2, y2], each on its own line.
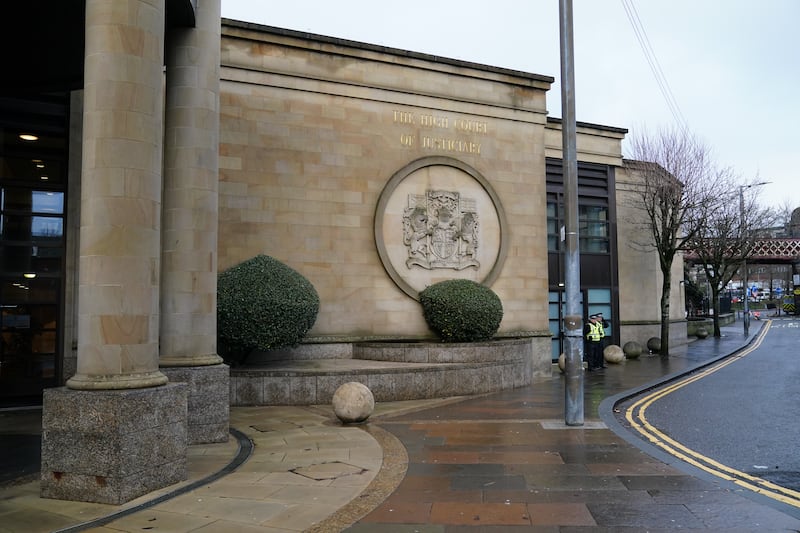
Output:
[623, 341, 643, 359]
[603, 344, 625, 364]
[332, 382, 375, 424]
[646, 337, 661, 353]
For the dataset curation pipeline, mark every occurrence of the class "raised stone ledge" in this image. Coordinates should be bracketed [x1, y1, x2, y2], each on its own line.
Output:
[230, 337, 552, 406]
[231, 359, 530, 406]
[353, 337, 532, 363]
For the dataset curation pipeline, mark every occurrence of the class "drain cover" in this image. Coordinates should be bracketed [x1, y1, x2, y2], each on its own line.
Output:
[291, 461, 368, 481]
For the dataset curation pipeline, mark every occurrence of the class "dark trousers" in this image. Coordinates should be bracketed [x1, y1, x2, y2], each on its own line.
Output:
[586, 341, 604, 370]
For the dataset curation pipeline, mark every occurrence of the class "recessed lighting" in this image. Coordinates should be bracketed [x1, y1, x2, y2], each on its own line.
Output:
[40, 176, 49, 181]
[23, 273, 36, 279]
[19, 133, 38, 141]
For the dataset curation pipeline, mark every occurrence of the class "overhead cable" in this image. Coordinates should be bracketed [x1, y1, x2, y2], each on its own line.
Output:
[620, 0, 690, 133]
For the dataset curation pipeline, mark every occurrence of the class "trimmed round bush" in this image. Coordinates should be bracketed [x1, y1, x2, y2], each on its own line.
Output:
[217, 255, 319, 365]
[419, 279, 503, 342]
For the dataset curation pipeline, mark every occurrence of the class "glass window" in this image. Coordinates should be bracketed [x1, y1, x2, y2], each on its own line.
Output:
[1, 188, 64, 214]
[587, 288, 612, 336]
[1, 214, 64, 241]
[0, 156, 65, 185]
[32, 191, 64, 214]
[579, 205, 608, 254]
[549, 291, 561, 360]
[1, 94, 69, 405]
[1, 277, 60, 303]
[548, 201, 609, 254]
[547, 200, 560, 252]
[0, 245, 62, 275]
[0, 188, 64, 277]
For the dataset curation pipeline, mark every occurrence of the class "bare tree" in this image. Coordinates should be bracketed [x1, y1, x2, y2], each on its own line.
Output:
[765, 200, 797, 234]
[624, 126, 724, 356]
[688, 175, 772, 336]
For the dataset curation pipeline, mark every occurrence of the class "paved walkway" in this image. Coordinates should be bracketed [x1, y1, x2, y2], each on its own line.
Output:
[2, 320, 800, 531]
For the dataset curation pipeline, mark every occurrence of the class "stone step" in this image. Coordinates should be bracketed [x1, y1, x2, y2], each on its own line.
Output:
[353, 337, 532, 363]
[230, 357, 533, 406]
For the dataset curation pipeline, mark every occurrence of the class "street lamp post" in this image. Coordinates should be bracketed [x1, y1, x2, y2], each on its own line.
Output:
[739, 181, 770, 337]
[559, 0, 583, 426]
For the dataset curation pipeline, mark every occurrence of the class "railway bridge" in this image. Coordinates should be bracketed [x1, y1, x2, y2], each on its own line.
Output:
[684, 238, 800, 315]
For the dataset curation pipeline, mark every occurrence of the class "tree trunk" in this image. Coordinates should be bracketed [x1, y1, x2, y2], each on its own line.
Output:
[711, 286, 722, 337]
[659, 271, 671, 357]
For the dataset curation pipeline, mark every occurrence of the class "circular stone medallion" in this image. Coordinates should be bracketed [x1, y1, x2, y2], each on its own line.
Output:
[375, 156, 508, 299]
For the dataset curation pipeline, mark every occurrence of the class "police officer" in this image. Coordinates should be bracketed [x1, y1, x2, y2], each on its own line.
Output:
[584, 313, 609, 371]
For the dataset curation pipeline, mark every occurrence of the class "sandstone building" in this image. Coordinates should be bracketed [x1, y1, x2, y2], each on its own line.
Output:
[0, 1, 684, 502]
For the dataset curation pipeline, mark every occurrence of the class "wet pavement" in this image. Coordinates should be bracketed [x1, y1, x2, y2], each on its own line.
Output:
[3, 320, 800, 531]
[345, 321, 800, 531]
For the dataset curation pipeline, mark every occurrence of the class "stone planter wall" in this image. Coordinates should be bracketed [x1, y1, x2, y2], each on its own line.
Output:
[686, 318, 713, 337]
[230, 337, 551, 405]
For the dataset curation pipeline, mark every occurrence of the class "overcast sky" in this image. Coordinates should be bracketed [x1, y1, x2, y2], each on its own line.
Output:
[221, 0, 799, 210]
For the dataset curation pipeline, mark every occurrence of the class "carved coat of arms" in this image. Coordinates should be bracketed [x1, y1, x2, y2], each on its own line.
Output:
[402, 190, 479, 270]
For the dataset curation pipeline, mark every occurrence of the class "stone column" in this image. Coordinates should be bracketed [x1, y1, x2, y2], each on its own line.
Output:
[68, 0, 168, 391]
[159, 0, 229, 444]
[42, 0, 187, 504]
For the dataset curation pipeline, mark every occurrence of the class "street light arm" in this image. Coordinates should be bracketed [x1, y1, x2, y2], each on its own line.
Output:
[737, 181, 770, 337]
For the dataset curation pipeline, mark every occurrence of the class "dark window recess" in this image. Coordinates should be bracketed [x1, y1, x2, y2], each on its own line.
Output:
[1, 93, 68, 406]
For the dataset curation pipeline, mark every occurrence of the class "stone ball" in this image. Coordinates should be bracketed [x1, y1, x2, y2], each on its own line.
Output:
[696, 327, 709, 339]
[332, 382, 375, 424]
[646, 337, 661, 353]
[604, 344, 625, 364]
[558, 353, 566, 372]
[623, 341, 643, 359]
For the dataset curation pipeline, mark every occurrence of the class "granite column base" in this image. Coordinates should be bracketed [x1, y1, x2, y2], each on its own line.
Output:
[40, 383, 188, 505]
[161, 364, 230, 444]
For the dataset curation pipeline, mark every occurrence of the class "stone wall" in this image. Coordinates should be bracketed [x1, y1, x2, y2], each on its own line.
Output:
[229, 337, 551, 405]
[217, 21, 554, 341]
[615, 164, 688, 346]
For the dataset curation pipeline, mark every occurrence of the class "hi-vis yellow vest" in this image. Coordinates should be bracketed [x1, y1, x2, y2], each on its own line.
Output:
[587, 322, 604, 342]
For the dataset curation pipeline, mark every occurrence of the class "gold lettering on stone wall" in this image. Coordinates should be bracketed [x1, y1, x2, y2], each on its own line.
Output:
[419, 114, 449, 128]
[453, 118, 488, 134]
[393, 110, 487, 155]
[393, 110, 416, 125]
[421, 137, 481, 154]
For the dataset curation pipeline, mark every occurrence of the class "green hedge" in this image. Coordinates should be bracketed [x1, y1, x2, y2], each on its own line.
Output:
[419, 279, 503, 342]
[217, 255, 319, 365]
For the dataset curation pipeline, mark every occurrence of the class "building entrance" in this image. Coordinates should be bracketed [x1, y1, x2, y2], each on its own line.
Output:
[548, 288, 614, 362]
[0, 94, 68, 406]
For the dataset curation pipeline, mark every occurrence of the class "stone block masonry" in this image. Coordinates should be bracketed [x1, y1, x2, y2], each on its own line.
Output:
[40, 383, 188, 505]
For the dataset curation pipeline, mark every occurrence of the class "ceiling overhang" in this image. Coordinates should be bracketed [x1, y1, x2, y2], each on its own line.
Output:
[0, 0, 197, 95]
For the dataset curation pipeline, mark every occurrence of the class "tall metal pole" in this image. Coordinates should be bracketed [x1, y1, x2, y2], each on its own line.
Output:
[559, 0, 583, 426]
[739, 181, 770, 337]
[739, 186, 749, 337]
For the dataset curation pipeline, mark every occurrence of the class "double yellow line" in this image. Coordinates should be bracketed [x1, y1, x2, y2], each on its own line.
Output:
[624, 320, 800, 508]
